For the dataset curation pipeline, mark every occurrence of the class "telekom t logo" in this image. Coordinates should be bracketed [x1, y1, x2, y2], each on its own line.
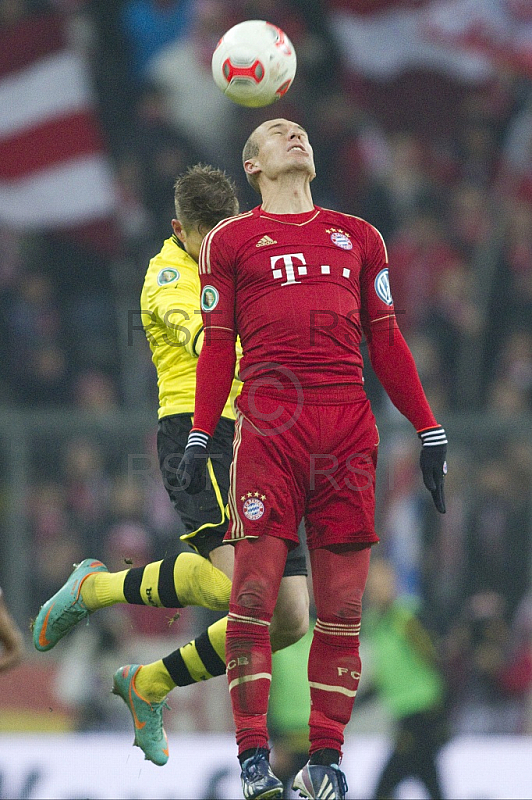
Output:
[270, 252, 307, 285]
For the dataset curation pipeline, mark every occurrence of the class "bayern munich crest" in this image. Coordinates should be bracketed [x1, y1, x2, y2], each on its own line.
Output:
[241, 492, 266, 520]
[330, 230, 353, 250]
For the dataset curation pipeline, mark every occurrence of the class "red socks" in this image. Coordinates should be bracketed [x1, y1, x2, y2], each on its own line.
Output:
[308, 617, 362, 753]
[226, 536, 288, 755]
[308, 544, 371, 755]
[227, 604, 273, 753]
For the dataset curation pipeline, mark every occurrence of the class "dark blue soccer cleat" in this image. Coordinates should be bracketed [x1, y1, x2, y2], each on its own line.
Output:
[293, 762, 348, 799]
[240, 750, 283, 799]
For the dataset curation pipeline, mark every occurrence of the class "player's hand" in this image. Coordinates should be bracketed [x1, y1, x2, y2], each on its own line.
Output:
[176, 431, 211, 494]
[418, 426, 447, 514]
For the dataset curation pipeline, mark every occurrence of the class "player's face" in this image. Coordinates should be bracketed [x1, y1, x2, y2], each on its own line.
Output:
[251, 119, 315, 183]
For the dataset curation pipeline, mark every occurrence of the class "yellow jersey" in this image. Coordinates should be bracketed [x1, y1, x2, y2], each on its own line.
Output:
[141, 235, 241, 420]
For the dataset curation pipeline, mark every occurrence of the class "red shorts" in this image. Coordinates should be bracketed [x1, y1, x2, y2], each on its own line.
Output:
[225, 388, 380, 550]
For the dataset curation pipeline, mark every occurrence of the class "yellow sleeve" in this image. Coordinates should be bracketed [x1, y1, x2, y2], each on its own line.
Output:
[149, 276, 204, 356]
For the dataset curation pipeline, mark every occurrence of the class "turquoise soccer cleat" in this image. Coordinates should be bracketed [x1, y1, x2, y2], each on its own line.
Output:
[112, 664, 170, 767]
[32, 558, 108, 652]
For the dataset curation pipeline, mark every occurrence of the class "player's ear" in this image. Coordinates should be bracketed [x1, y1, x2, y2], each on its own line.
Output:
[244, 159, 260, 179]
[172, 219, 186, 244]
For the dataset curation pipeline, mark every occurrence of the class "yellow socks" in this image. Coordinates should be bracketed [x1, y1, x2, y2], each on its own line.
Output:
[162, 616, 228, 686]
[132, 617, 229, 703]
[80, 553, 232, 612]
[171, 553, 231, 610]
[81, 570, 128, 611]
[134, 660, 176, 704]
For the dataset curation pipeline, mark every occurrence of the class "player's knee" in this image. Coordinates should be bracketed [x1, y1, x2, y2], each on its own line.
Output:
[234, 579, 274, 613]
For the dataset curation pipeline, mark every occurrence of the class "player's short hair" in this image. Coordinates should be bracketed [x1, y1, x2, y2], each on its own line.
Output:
[242, 132, 261, 195]
[174, 164, 239, 232]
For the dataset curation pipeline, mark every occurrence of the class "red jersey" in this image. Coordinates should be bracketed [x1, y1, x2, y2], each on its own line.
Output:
[199, 205, 394, 395]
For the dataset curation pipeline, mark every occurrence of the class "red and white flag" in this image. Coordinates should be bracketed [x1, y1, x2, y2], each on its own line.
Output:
[328, 0, 496, 82]
[0, 13, 117, 244]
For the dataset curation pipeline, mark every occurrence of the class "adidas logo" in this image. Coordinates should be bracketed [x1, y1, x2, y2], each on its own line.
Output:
[256, 235, 277, 247]
[318, 774, 335, 799]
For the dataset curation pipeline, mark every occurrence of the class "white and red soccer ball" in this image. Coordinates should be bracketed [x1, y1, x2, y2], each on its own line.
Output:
[211, 19, 297, 108]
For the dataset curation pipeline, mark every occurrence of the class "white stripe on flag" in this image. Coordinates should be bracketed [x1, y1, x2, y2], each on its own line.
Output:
[0, 156, 116, 227]
[330, 7, 492, 81]
[0, 51, 91, 137]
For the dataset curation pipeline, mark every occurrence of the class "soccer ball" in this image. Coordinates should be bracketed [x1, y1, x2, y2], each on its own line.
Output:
[211, 20, 297, 108]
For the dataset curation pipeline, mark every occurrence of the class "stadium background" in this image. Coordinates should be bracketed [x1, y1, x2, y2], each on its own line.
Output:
[1, 0, 532, 797]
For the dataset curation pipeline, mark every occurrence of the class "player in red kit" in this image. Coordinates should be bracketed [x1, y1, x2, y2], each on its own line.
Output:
[177, 119, 447, 800]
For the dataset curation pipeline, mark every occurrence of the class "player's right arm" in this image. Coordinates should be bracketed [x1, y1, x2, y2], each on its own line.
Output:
[193, 225, 238, 436]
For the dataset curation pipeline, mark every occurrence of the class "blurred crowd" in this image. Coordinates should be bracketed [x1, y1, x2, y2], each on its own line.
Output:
[1, 0, 532, 738]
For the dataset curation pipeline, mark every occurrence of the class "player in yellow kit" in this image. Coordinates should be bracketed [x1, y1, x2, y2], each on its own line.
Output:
[33, 164, 309, 766]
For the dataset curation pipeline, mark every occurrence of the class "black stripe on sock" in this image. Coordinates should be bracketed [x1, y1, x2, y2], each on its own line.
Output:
[157, 555, 183, 609]
[195, 629, 226, 677]
[162, 649, 194, 687]
[123, 567, 145, 605]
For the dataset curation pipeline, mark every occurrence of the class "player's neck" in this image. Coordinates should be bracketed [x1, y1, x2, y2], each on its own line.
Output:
[259, 179, 314, 215]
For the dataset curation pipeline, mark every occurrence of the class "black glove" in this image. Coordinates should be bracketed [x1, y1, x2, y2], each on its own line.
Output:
[418, 426, 447, 514]
[176, 430, 211, 494]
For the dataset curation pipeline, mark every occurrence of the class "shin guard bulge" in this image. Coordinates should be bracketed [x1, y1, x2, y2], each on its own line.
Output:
[227, 604, 273, 754]
[309, 544, 371, 755]
[308, 617, 362, 753]
[226, 535, 287, 755]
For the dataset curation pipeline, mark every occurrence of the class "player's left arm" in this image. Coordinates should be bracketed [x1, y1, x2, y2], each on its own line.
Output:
[360, 223, 447, 513]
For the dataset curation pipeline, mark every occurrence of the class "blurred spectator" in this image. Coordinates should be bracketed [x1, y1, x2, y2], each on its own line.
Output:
[382, 133, 443, 231]
[404, 332, 450, 415]
[467, 456, 530, 615]
[128, 83, 203, 245]
[444, 592, 529, 735]
[500, 198, 532, 330]
[491, 329, 532, 409]
[72, 370, 120, 411]
[425, 259, 483, 407]
[146, 0, 239, 170]
[119, 0, 195, 79]
[62, 437, 111, 551]
[361, 558, 448, 800]
[498, 593, 532, 734]
[448, 181, 493, 257]
[114, 152, 153, 253]
[0, 587, 24, 672]
[2, 271, 69, 406]
[387, 208, 461, 336]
